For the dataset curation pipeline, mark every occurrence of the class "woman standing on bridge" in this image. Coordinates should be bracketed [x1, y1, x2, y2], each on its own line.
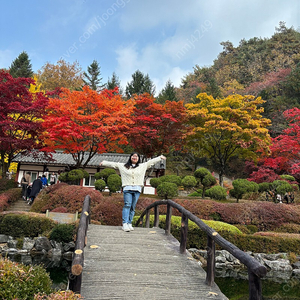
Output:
[100, 153, 166, 232]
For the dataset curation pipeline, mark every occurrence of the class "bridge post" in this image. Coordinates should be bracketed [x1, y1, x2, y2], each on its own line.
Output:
[154, 205, 159, 227]
[248, 269, 263, 300]
[145, 209, 150, 227]
[205, 235, 215, 286]
[165, 203, 172, 235]
[180, 213, 188, 254]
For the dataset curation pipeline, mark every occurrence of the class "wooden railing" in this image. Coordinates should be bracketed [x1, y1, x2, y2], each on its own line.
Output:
[135, 199, 267, 300]
[69, 195, 91, 294]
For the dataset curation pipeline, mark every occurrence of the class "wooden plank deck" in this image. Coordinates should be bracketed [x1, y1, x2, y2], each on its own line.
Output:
[80, 224, 228, 300]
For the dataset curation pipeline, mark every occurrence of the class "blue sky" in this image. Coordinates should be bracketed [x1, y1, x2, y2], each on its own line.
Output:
[1, 0, 299, 95]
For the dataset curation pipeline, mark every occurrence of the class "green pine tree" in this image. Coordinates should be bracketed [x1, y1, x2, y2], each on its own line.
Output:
[156, 80, 178, 104]
[83, 60, 105, 91]
[106, 72, 123, 95]
[125, 70, 156, 98]
[9, 51, 33, 78]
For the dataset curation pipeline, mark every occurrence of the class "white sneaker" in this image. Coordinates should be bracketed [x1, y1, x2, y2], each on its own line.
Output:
[128, 224, 134, 231]
[122, 223, 130, 232]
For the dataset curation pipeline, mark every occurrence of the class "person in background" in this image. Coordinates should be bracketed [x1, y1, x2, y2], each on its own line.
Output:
[44, 167, 49, 180]
[28, 176, 43, 205]
[49, 172, 57, 185]
[41, 174, 48, 188]
[100, 153, 166, 232]
[22, 172, 31, 201]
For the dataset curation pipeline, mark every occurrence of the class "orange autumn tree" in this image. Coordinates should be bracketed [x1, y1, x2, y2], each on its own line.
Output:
[42, 86, 134, 168]
[126, 93, 187, 158]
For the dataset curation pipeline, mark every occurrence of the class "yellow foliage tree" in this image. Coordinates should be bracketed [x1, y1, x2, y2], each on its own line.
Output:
[36, 59, 83, 92]
[185, 93, 272, 186]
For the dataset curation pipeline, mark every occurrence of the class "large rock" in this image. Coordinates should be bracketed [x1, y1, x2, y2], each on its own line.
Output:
[34, 237, 52, 251]
[23, 237, 35, 251]
[0, 234, 8, 243]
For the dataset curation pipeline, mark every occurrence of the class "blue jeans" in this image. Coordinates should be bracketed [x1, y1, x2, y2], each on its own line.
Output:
[122, 191, 141, 224]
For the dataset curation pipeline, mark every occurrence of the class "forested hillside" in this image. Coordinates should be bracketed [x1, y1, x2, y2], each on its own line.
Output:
[177, 22, 300, 137]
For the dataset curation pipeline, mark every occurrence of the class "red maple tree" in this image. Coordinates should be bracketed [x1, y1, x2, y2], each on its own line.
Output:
[42, 86, 135, 168]
[0, 70, 49, 176]
[248, 107, 300, 183]
[126, 93, 187, 158]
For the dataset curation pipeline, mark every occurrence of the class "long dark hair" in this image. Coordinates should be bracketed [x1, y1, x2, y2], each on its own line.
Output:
[124, 152, 141, 169]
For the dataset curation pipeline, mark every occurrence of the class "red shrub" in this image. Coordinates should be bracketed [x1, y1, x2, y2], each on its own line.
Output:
[31, 183, 103, 214]
[51, 207, 68, 213]
[0, 194, 9, 212]
[92, 194, 123, 226]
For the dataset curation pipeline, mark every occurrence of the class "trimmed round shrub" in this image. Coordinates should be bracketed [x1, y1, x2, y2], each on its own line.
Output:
[258, 182, 271, 193]
[194, 168, 216, 198]
[150, 178, 162, 188]
[68, 169, 86, 181]
[95, 168, 116, 182]
[0, 257, 53, 300]
[280, 174, 295, 181]
[58, 172, 68, 182]
[49, 223, 76, 243]
[156, 182, 178, 199]
[181, 175, 197, 189]
[194, 167, 210, 179]
[206, 185, 227, 200]
[230, 179, 259, 202]
[159, 175, 182, 186]
[273, 180, 293, 195]
[107, 174, 122, 193]
[95, 179, 106, 191]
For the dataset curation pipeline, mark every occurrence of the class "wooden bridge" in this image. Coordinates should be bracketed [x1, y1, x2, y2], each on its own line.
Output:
[69, 196, 267, 300]
[78, 224, 227, 299]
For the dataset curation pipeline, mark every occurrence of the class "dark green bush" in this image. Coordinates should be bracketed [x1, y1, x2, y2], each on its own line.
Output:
[159, 175, 182, 186]
[133, 214, 300, 254]
[0, 213, 56, 238]
[0, 257, 53, 300]
[0, 178, 18, 191]
[230, 179, 259, 202]
[156, 182, 178, 199]
[58, 172, 68, 182]
[272, 180, 293, 195]
[107, 174, 122, 193]
[188, 191, 202, 197]
[194, 167, 216, 198]
[181, 175, 197, 189]
[58, 169, 89, 185]
[280, 174, 295, 181]
[206, 185, 227, 200]
[94, 179, 106, 191]
[275, 223, 300, 234]
[49, 223, 76, 243]
[150, 178, 162, 188]
[95, 168, 116, 182]
[258, 182, 271, 193]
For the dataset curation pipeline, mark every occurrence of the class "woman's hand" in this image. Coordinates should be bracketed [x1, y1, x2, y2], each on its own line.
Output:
[160, 155, 166, 160]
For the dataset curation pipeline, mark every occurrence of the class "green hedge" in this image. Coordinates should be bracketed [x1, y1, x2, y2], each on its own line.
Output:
[134, 215, 300, 254]
[0, 213, 56, 238]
